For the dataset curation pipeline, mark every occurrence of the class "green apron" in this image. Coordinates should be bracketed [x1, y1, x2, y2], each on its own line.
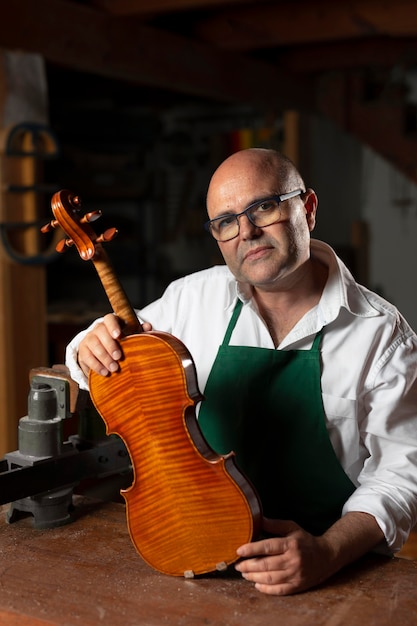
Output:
[198, 299, 355, 535]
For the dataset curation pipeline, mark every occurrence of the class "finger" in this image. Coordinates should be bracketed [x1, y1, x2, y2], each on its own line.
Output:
[253, 581, 296, 596]
[79, 348, 112, 378]
[93, 321, 123, 361]
[78, 327, 122, 377]
[103, 313, 123, 339]
[236, 555, 280, 575]
[237, 565, 299, 596]
[79, 340, 120, 377]
[240, 567, 284, 583]
[235, 539, 290, 574]
[237, 537, 285, 559]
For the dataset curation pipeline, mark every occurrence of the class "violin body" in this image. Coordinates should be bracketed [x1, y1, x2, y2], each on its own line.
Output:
[44, 189, 262, 578]
[89, 332, 260, 576]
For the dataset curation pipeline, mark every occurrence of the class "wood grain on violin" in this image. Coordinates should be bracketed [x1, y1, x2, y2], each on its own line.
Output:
[43, 189, 262, 577]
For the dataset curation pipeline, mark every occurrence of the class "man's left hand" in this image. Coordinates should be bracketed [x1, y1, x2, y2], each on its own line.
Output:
[235, 512, 384, 595]
[235, 518, 331, 595]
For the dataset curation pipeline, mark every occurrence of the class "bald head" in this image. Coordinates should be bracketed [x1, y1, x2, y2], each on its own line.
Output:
[207, 148, 305, 214]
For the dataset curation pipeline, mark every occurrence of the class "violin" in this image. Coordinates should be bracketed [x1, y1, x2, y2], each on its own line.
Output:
[43, 189, 261, 577]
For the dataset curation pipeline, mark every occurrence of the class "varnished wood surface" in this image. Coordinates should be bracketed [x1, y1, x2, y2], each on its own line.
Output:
[90, 334, 261, 576]
[0, 497, 416, 626]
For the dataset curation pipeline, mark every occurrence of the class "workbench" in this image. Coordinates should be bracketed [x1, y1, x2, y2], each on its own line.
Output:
[1, 497, 416, 626]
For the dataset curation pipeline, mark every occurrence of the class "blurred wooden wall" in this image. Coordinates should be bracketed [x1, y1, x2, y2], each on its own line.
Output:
[0, 51, 51, 455]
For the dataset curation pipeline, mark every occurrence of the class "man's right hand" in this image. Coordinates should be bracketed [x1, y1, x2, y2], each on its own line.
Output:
[78, 313, 153, 378]
[78, 313, 123, 378]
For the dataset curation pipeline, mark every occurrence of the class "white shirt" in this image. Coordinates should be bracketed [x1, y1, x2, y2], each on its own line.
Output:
[66, 239, 417, 552]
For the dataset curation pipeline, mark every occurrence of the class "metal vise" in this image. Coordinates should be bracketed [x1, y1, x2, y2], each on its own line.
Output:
[1, 367, 131, 529]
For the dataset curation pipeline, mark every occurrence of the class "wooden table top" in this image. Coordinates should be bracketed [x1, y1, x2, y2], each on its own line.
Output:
[1, 497, 416, 626]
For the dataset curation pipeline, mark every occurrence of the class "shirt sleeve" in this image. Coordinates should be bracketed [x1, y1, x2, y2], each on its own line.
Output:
[342, 329, 417, 552]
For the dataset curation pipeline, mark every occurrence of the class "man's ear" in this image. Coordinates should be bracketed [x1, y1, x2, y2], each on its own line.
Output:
[303, 188, 318, 231]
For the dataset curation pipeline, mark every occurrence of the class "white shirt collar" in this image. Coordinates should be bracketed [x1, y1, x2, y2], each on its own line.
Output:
[235, 239, 380, 327]
[311, 239, 380, 323]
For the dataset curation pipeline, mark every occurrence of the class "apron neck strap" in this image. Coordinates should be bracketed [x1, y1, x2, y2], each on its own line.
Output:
[223, 298, 323, 350]
[311, 330, 323, 351]
[222, 299, 243, 346]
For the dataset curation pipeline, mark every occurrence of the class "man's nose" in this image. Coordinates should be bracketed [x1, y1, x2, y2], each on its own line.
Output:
[238, 214, 261, 239]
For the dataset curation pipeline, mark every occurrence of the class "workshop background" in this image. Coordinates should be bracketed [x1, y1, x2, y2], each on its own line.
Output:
[1, 0, 417, 455]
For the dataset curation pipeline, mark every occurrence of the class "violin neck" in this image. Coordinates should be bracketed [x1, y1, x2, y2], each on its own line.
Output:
[92, 244, 143, 336]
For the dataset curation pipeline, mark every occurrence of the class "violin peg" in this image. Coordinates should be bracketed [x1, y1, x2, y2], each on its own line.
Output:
[69, 194, 82, 209]
[41, 219, 59, 233]
[55, 239, 67, 253]
[55, 238, 74, 253]
[81, 210, 102, 224]
[96, 227, 118, 243]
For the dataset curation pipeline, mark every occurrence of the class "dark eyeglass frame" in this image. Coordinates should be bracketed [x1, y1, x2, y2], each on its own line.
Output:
[204, 189, 303, 242]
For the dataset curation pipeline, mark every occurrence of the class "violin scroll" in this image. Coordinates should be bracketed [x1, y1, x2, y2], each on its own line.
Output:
[42, 190, 117, 261]
[43, 189, 141, 334]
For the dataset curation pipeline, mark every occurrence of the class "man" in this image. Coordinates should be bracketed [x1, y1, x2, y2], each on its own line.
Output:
[66, 148, 417, 595]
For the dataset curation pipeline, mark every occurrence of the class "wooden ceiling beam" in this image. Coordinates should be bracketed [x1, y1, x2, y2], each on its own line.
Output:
[279, 37, 417, 74]
[92, 0, 256, 15]
[0, 0, 308, 110]
[195, 0, 417, 50]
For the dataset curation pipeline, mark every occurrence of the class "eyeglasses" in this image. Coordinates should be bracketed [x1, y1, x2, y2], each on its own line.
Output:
[204, 189, 303, 242]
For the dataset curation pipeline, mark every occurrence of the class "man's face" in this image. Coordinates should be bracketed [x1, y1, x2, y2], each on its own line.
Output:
[207, 155, 316, 291]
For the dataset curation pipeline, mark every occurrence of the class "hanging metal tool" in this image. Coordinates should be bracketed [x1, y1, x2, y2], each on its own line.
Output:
[0, 121, 61, 265]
